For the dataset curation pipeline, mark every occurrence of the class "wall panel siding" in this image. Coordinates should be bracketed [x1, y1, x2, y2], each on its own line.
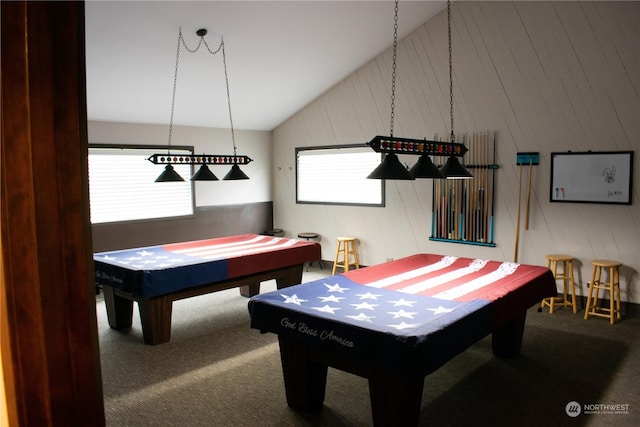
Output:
[273, 1, 640, 303]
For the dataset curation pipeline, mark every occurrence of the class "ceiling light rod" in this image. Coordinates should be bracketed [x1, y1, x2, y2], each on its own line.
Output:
[147, 154, 252, 165]
[154, 27, 250, 182]
[368, 135, 467, 157]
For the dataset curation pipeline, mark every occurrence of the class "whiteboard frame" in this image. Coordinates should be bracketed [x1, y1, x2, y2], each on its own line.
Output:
[550, 151, 633, 205]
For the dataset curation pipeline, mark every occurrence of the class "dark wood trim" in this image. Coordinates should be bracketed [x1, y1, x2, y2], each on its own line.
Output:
[1, 2, 105, 425]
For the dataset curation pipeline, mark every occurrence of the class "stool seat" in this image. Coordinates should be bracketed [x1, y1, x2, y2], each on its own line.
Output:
[584, 259, 622, 324]
[591, 259, 622, 268]
[540, 254, 577, 314]
[332, 237, 360, 274]
[297, 232, 319, 239]
[263, 228, 284, 237]
[297, 232, 322, 270]
[545, 254, 574, 262]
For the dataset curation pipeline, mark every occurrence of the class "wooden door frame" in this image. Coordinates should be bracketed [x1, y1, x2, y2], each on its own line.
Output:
[1, 1, 105, 425]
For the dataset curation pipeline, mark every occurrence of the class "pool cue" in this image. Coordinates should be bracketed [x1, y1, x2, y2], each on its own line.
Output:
[478, 133, 487, 242]
[524, 156, 533, 230]
[474, 133, 481, 242]
[440, 179, 445, 238]
[488, 132, 496, 244]
[470, 135, 475, 242]
[514, 159, 523, 263]
[431, 175, 436, 238]
[483, 132, 490, 242]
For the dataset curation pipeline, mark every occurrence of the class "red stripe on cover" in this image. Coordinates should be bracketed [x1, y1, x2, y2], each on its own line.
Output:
[163, 233, 321, 280]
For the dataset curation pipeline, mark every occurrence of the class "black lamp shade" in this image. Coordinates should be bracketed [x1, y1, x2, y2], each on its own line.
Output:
[367, 153, 414, 180]
[409, 154, 444, 179]
[155, 164, 185, 182]
[191, 164, 219, 181]
[223, 164, 249, 180]
[440, 156, 473, 179]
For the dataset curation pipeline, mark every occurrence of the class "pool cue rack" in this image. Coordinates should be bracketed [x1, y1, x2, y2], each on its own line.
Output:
[430, 132, 499, 247]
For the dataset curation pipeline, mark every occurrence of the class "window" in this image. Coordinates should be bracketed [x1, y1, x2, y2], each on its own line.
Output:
[88, 145, 194, 224]
[296, 144, 384, 206]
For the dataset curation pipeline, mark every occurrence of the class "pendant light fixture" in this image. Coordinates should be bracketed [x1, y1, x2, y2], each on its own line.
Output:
[150, 28, 252, 182]
[367, 0, 471, 180]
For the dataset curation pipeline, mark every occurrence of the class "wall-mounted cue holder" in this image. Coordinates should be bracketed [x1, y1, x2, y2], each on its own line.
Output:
[430, 132, 498, 247]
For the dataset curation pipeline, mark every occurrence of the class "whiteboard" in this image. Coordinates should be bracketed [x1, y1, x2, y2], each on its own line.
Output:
[550, 151, 633, 204]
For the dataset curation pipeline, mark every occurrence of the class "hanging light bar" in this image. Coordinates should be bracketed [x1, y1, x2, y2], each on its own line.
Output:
[368, 135, 467, 157]
[147, 154, 253, 166]
[367, 0, 472, 180]
[153, 28, 251, 182]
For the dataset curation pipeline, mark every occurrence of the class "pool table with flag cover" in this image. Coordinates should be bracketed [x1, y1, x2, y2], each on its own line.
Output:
[94, 234, 320, 344]
[248, 254, 555, 426]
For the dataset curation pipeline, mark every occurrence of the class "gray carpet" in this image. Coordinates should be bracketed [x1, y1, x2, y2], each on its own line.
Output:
[97, 268, 640, 426]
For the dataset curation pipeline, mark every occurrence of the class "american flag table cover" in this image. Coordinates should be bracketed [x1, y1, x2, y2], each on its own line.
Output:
[248, 254, 555, 375]
[94, 234, 321, 298]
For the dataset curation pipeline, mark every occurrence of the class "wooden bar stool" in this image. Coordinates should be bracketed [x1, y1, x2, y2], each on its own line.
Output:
[332, 237, 360, 274]
[297, 232, 322, 270]
[584, 259, 622, 324]
[540, 254, 577, 314]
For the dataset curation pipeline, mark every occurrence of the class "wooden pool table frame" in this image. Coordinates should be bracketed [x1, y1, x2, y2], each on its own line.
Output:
[102, 263, 304, 345]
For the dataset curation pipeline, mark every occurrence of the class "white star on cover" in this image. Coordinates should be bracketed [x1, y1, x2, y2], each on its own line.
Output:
[355, 292, 382, 300]
[312, 305, 340, 314]
[281, 294, 308, 305]
[388, 309, 418, 319]
[351, 302, 379, 310]
[427, 305, 455, 315]
[324, 283, 349, 293]
[389, 298, 417, 307]
[319, 295, 344, 303]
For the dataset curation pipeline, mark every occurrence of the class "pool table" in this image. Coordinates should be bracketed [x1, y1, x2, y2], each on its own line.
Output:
[94, 233, 320, 344]
[248, 254, 555, 425]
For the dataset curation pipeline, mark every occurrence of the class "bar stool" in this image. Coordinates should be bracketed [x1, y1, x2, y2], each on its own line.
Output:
[540, 254, 577, 314]
[297, 232, 322, 270]
[332, 237, 360, 274]
[584, 259, 622, 324]
[263, 228, 284, 237]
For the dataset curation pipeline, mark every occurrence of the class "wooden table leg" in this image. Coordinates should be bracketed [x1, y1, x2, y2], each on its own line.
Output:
[275, 264, 304, 289]
[278, 336, 328, 411]
[368, 369, 424, 427]
[137, 296, 173, 345]
[492, 311, 526, 357]
[239, 283, 261, 297]
[102, 285, 133, 329]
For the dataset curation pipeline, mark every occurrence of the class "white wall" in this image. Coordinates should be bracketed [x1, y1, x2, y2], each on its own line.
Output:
[88, 120, 273, 205]
[272, 2, 640, 302]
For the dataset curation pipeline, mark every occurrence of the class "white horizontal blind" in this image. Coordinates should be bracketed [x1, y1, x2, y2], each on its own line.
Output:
[88, 146, 194, 224]
[296, 145, 384, 206]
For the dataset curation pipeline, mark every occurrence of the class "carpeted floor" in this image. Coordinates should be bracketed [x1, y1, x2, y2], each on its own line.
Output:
[97, 267, 640, 426]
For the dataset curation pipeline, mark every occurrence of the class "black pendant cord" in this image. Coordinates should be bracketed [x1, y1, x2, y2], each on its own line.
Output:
[389, 0, 399, 138]
[448, 0, 455, 144]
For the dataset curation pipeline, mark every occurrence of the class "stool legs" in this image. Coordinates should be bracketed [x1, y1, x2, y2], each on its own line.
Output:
[332, 243, 341, 275]
[541, 257, 576, 314]
[584, 264, 621, 324]
[332, 238, 359, 274]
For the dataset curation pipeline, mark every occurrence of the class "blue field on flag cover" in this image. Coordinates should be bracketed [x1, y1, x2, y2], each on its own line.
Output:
[94, 245, 213, 270]
[250, 275, 491, 340]
[94, 245, 229, 297]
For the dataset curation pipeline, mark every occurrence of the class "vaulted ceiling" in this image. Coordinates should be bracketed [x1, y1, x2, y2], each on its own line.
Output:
[85, 1, 445, 131]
